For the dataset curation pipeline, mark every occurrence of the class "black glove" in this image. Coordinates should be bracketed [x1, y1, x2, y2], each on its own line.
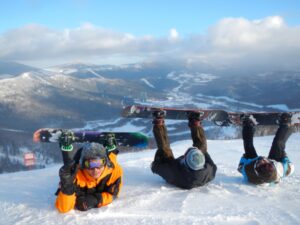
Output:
[59, 163, 78, 195]
[75, 194, 100, 211]
[59, 130, 76, 151]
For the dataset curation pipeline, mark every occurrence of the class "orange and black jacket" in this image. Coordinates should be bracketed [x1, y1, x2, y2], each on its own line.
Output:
[55, 152, 123, 213]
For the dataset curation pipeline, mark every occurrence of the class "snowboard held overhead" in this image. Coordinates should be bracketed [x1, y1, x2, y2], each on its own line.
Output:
[227, 111, 300, 126]
[122, 105, 230, 126]
[33, 128, 149, 148]
[122, 105, 300, 126]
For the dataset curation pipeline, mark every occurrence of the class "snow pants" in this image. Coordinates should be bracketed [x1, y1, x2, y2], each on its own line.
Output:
[151, 122, 217, 189]
[243, 123, 293, 161]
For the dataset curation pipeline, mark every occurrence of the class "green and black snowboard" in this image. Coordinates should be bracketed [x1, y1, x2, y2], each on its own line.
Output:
[33, 128, 149, 148]
[33, 128, 149, 165]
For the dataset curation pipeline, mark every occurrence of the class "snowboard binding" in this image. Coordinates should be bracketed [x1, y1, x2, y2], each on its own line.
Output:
[104, 133, 117, 152]
[59, 130, 77, 152]
[240, 114, 258, 127]
[152, 110, 166, 125]
[279, 113, 292, 126]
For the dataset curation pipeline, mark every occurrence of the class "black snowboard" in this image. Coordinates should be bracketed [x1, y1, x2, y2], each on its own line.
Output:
[122, 105, 230, 126]
[33, 128, 149, 148]
[33, 129, 148, 166]
[227, 111, 300, 126]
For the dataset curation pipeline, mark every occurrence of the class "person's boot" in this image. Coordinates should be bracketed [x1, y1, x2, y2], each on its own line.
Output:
[188, 111, 201, 127]
[279, 113, 292, 126]
[105, 133, 117, 152]
[152, 110, 166, 125]
[241, 114, 257, 127]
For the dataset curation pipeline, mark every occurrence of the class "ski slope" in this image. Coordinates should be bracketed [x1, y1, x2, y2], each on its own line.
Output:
[0, 133, 300, 225]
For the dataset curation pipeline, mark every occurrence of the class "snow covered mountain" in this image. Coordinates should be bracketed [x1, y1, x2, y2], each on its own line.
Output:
[1, 61, 300, 173]
[1, 133, 300, 225]
[0, 61, 39, 77]
[0, 64, 160, 131]
[2, 62, 299, 131]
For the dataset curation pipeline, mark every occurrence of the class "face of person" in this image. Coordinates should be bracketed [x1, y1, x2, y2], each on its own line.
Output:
[84, 159, 105, 179]
[86, 167, 104, 179]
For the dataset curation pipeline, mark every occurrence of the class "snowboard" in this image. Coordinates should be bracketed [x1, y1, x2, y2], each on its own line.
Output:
[122, 105, 230, 126]
[227, 111, 300, 126]
[33, 128, 149, 148]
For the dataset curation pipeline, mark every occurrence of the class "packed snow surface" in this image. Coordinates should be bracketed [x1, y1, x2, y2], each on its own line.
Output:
[1, 134, 300, 225]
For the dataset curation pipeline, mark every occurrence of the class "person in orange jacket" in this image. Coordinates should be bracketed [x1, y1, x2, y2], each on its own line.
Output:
[55, 140, 122, 213]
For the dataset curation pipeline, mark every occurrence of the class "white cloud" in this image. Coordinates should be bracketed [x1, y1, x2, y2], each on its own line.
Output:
[208, 16, 287, 48]
[183, 16, 300, 70]
[169, 28, 179, 40]
[1, 16, 300, 71]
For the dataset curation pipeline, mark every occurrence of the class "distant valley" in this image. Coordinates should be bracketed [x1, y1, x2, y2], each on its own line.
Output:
[1, 61, 299, 173]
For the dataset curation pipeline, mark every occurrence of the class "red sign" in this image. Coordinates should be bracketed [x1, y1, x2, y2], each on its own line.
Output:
[23, 152, 36, 167]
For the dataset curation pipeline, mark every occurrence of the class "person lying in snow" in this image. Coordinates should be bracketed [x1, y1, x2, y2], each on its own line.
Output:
[55, 133, 122, 213]
[151, 111, 217, 189]
[238, 113, 294, 185]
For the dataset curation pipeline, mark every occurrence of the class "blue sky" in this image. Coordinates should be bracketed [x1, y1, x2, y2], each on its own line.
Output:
[2, 0, 299, 36]
[1, 0, 300, 69]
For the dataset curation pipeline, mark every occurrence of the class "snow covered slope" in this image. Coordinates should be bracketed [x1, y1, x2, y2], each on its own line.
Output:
[0, 133, 299, 225]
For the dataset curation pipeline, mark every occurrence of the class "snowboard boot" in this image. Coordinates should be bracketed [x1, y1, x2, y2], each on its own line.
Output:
[241, 114, 257, 128]
[105, 133, 117, 152]
[59, 131, 76, 152]
[279, 113, 292, 126]
[152, 110, 166, 125]
[188, 112, 201, 127]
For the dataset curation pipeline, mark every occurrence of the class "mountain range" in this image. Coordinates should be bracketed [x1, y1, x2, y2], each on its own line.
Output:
[0, 60, 299, 173]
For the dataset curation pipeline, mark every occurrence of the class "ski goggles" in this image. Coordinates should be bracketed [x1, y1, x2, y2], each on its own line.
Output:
[84, 158, 106, 169]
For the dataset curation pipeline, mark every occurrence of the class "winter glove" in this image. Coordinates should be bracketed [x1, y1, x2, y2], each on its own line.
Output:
[59, 130, 76, 151]
[75, 194, 101, 211]
[59, 163, 78, 195]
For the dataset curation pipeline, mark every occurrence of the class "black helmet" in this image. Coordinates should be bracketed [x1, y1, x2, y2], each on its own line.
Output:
[79, 143, 107, 169]
[254, 157, 277, 183]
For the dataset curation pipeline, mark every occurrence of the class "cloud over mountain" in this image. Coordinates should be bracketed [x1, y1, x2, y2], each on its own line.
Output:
[1, 16, 300, 70]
